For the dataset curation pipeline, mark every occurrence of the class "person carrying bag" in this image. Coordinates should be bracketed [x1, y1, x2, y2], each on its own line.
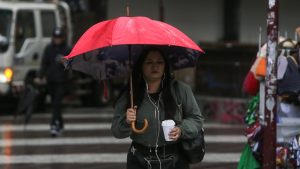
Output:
[173, 81, 206, 164]
[111, 47, 204, 169]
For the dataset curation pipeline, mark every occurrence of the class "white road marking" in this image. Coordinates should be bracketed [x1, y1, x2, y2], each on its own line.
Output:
[0, 137, 131, 146]
[0, 123, 111, 132]
[0, 110, 245, 165]
[0, 123, 243, 132]
[6, 113, 114, 120]
[0, 135, 246, 147]
[0, 153, 241, 164]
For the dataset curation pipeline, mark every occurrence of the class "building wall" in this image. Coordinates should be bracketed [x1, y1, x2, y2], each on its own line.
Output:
[240, 0, 300, 43]
[107, 0, 223, 43]
[107, 0, 300, 44]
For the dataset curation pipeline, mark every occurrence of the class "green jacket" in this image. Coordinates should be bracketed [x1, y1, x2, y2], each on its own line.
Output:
[111, 80, 204, 147]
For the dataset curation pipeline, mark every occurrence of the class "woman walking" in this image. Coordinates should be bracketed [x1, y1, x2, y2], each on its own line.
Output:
[111, 47, 204, 169]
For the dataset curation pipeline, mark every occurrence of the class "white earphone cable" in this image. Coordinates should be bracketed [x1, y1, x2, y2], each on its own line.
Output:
[145, 82, 162, 169]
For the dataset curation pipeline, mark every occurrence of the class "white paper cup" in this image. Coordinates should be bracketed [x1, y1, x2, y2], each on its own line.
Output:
[161, 120, 175, 141]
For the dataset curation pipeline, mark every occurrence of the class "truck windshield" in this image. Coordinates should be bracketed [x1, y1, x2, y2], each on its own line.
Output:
[0, 9, 12, 53]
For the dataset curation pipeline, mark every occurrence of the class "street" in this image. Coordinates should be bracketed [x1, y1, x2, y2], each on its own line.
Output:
[0, 107, 246, 169]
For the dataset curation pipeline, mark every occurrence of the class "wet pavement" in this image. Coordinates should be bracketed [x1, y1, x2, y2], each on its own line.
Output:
[0, 107, 245, 169]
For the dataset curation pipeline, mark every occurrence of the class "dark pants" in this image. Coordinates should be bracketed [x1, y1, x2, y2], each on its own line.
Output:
[127, 142, 190, 169]
[48, 83, 65, 128]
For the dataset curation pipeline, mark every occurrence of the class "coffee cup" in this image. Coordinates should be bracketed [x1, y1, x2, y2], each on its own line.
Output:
[161, 120, 175, 141]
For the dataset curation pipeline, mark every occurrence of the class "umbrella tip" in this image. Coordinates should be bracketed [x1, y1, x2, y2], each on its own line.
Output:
[126, 2, 130, 16]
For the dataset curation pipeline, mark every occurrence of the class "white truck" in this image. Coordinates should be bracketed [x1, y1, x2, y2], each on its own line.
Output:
[0, 0, 112, 109]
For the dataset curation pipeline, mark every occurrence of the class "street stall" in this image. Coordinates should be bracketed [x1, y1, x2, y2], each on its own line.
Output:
[240, 38, 300, 169]
[275, 37, 300, 169]
[238, 1, 300, 169]
[238, 0, 300, 168]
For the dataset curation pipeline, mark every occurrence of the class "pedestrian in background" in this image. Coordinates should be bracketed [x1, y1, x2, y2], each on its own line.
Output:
[38, 27, 71, 137]
[111, 47, 204, 169]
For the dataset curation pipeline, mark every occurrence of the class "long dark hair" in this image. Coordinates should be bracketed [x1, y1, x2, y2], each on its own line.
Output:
[129, 46, 177, 119]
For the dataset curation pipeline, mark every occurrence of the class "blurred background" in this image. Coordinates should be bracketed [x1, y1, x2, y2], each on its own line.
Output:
[2, 0, 297, 122]
[0, 0, 299, 168]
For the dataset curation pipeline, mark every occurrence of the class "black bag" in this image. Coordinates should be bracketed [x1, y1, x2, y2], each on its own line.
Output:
[173, 81, 205, 164]
[180, 128, 205, 163]
[130, 144, 177, 169]
[277, 56, 300, 96]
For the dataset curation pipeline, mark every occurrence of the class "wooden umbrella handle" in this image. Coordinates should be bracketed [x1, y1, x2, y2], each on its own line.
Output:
[131, 119, 148, 134]
[128, 45, 148, 134]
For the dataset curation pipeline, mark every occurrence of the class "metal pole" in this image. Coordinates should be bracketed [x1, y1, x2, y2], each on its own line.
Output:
[126, 1, 130, 16]
[159, 0, 165, 21]
[263, 0, 278, 168]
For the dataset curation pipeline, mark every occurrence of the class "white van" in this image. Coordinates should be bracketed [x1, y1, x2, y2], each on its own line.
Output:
[0, 1, 72, 97]
[0, 1, 119, 108]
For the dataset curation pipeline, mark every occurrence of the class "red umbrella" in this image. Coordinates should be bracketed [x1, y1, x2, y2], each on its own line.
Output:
[64, 16, 204, 133]
[65, 16, 203, 59]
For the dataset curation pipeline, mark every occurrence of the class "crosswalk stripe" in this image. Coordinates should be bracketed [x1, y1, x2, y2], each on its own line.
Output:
[1, 113, 114, 121]
[0, 153, 241, 164]
[0, 123, 243, 132]
[0, 136, 246, 147]
[0, 137, 130, 146]
[21, 113, 113, 119]
[2, 111, 244, 128]
[0, 123, 111, 131]
[0, 108, 245, 167]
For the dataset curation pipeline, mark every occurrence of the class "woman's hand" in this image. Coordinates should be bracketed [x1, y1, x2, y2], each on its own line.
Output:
[169, 126, 181, 141]
[126, 106, 137, 124]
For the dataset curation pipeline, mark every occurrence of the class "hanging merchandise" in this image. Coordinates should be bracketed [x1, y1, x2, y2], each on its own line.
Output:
[277, 39, 300, 104]
[242, 95, 263, 163]
[237, 144, 261, 169]
[244, 95, 260, 125]
[245, 121, 262, 144]
[277, 55, 300, 97]
[289, 134, 300, 168]
[245, 120, 263, 162]
[276, 144, 290, 169]
[251, 43, 267, 80]
[255, 57, 267, 78]
[277, 50, 288, 81]
[276, 40, 300, 163]
[278, 102, 300, 118]
[242, 71, 260, 96]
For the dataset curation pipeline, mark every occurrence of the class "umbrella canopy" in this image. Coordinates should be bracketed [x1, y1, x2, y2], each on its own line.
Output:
[64, 16, 204, 80]
[64, 16, 205, 133]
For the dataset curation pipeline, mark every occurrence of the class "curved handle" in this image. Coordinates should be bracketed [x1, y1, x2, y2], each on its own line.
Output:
[131, 118, 148, 134]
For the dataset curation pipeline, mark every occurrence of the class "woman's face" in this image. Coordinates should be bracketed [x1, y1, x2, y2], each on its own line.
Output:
[142, 50, 165, 82]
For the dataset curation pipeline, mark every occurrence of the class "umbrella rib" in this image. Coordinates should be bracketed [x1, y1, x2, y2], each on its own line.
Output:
[157, 22, 174, 46]
[110, 19, 118, 45]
